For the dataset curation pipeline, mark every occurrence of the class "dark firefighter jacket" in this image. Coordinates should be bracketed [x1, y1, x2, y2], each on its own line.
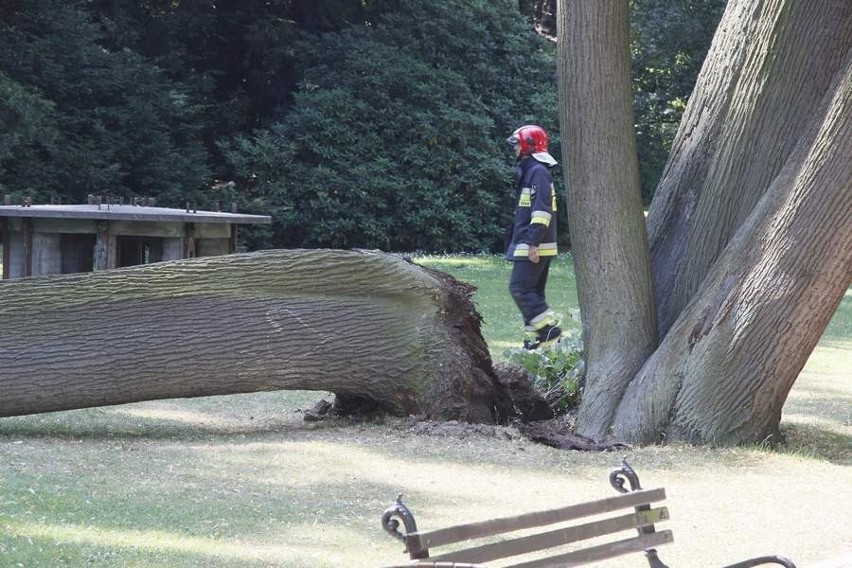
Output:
[504, 155, 558, 261]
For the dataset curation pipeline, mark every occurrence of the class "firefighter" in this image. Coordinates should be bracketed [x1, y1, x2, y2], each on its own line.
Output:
[504, 124, 562, 349]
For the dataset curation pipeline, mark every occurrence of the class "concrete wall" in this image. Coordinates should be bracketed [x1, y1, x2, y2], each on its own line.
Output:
[33, 219, 98, 234]
[163, 237, 183, 261]
[111, 221, 185, 238]
[31, 232, 62, 277]
[195, 224, 231, 239]
[6, 231, 26, 279]
[196, 238, 231, 257]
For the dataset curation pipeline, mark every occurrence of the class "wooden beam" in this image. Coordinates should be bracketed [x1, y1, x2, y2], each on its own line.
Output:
[95, 220, 110, 271]
[507, 530, 674, 568]
[0, 217, 8, 280]
[229, 223, 237, 254]
[22, 218, 32, 277]
[432, 507, 669, 564]
[415, 488, 666, 549]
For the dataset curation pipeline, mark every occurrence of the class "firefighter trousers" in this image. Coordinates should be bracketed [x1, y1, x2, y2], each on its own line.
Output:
[508, 257, 553, 328]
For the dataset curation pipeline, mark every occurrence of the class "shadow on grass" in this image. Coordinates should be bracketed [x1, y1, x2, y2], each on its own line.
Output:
[2, 404, 849, 567]
[0, 415, 297, 442]
[0, 467, 422, 567]
[0, 411, 333, 443]
[2, 402, 848, 472]
[0, 391, 329, 443]
[783, 388, 850, 425]
[0, 531, 278, 568]
[777, 422, 851, 465]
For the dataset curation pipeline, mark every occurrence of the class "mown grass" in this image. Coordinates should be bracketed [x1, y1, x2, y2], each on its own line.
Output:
[417, 253, 582, 354]
[0, 254, 849, 567]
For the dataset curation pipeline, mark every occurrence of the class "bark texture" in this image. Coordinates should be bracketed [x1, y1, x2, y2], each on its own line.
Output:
[0, 249, 520, 422]
[647, 0, 852, 337]
[559, 0, 851, 445]
[614, 2, 852, 444]
[558, 0, 658, 441]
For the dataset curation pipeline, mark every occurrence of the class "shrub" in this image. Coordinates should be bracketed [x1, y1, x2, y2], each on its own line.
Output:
[503, 332, 585, 415]
[221, 0, 559, 252]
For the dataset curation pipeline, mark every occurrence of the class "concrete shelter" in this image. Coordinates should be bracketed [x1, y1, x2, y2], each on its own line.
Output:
[0, 203, 271, 279]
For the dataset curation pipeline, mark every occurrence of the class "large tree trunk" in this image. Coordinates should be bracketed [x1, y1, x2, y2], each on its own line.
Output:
[647, 0, 852, 337]
[0, 249, 521, 422]
[559, 0, 851, 444]
[558, 0, 658, 441]
[615, 53, 852, 443]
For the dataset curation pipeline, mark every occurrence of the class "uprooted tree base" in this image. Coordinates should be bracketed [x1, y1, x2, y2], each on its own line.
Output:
[304, 398, 629, 452]
[300, 327, 621, 451]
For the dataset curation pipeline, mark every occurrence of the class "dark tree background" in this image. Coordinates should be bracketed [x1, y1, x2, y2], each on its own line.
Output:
[0, 0, 723, 252]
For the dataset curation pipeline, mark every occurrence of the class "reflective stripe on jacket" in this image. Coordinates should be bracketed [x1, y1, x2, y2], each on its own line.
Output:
[504, 156, 558, 260]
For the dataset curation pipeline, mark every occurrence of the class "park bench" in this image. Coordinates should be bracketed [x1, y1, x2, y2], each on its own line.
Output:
[380, 459, 796, 568]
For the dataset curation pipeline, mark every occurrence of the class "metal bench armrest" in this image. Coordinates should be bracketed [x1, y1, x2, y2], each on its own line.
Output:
[723, 556, 797, 568]
[382, 495, 428, 559]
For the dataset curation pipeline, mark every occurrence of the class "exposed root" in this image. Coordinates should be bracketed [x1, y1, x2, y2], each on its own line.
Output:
[518, 419, 632, 452]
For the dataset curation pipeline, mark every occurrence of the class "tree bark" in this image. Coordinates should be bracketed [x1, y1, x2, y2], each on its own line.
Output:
[614, 0, 852, 444]
[560, 0, 851, 445]
[558, 0, 658, 441]
[615, 51, 852, 443]
[647, 0, 852, 337]
[0, 249, 520, 422]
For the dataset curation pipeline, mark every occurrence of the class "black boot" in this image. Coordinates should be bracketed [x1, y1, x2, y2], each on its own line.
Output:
[524, 324, 562, 350]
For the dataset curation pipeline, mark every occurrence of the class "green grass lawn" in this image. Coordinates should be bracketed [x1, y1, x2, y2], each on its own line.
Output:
[416, 252, 851, 354]
[415, 253, 582, 353]
[0, 254, 849, 567]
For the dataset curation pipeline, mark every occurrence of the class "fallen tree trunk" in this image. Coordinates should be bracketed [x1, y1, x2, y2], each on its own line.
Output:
[0, 249, 532, 422]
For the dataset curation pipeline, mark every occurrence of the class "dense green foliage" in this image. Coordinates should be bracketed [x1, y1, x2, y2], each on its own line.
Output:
[0, 1, 209, 204]
[0, 0, 722, 252]
[222, 0, 558, 251]
[630, 0, 726, 201]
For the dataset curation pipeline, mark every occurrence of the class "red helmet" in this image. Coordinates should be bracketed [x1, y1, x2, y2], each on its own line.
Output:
[506, 125, 549, 156]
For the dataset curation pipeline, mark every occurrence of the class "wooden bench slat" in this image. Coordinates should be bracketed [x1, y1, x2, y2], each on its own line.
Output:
[412, 488, 666, 550]
[505, 530, 674, 568]
[430, 507, 669, 565]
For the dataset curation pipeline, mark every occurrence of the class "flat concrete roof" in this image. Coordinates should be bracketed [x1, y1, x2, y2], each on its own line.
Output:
[0, 204, 271, 224]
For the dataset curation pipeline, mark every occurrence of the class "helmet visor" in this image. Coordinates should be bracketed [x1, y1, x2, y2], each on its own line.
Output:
[506, 135, 520, 148]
